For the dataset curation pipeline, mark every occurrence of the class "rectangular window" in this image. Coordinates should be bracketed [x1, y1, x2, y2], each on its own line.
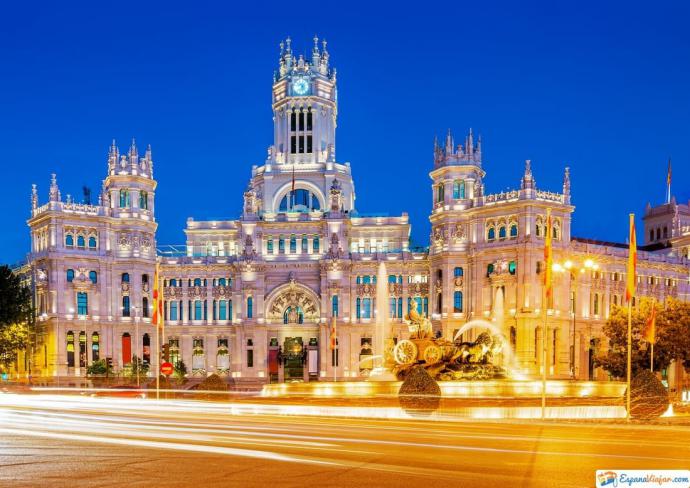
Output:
[301, 236, 308, 252]
[313, 236, 319, 252]
[306, 112, 312, 131]
[290, 136, 296, 154]
[194, 300, 202, 320]
[212, 300, 217, 320]
[247, 349, 254, 368]
[290, 235, 297, 253]
[307, 135, 312, 153]
[299, 112, 304, 131]
[267, 239, 273, 254]
[77, 292, 88, 315]
[123, 296, 130, 317]
[170, 302, 178, 321]
[247, 297, 253, 319]
[219, 300, 227, 320]
[299, 136, 304, 153]
[279, 238, 285, 253]
[332, 345, 338, 367]
[362, 298, 372, 319]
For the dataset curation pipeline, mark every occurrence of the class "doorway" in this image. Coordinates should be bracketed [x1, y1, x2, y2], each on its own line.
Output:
[283, 337, 304, 382]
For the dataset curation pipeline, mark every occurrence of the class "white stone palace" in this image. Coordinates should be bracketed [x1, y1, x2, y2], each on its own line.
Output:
[20, 37, 690, 388]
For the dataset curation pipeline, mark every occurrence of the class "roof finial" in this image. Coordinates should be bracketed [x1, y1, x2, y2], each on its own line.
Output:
[313, 35, 319, 51]
[286, 36, 292, 53]
[279, 40, 284, 55]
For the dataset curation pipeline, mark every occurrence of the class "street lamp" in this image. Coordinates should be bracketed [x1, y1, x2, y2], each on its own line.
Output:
[132, 306, 140, 388]
[553, 257, 598, 380]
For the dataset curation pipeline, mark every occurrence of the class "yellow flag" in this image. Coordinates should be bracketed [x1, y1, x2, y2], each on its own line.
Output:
[152, 263, 163, 329]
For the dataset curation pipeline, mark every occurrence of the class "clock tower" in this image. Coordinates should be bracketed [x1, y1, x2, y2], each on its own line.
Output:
[270, 36, 337, 165]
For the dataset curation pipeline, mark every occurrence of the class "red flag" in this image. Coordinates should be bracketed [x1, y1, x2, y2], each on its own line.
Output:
[544, 208, 553, 302]
[329, 316, 337, 351]
[643, 300, 657, 344]
[626, 214, 637, 303]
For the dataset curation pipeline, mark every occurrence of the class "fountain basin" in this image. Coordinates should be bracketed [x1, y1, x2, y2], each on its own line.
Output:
[261, 380, 625, 399]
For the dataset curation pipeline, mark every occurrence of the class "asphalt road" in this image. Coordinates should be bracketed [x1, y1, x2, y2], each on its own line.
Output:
[0, 393, 688, 488]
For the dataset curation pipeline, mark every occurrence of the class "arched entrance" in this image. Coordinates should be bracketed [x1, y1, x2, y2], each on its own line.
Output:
[122, 333, 132, 366]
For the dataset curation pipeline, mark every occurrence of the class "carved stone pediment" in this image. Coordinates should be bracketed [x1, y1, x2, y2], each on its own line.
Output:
[164, 287, 182, 299]
[190, 285, 207, 299]
[356, 283, 375, 297]
[267, 279, 319, 322]
[212, 285, 232, 299]
[409, 282, 429, 296]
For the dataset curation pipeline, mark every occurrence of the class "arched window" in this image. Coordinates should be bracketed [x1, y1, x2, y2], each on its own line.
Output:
[122, 333, 132, 365]
[88, 271, 97, 284]
[454, 267, 464, 277]
[362, 276, 371, 284]
[509, 261, 517, 275]
[142, 297, 149, 318]
[436, 184, 445, 203]
[267, 238, 274, 254]
[487, 227, 496, 241]
[487, 263, 494, 277]
[509, 224, 518, 238]
[65, 234, 74, 247]
[66, 331, 75, 367]
[88, 236, 97, 248]
[139, 191, 148, 210]
[388, 274, 397, 283]
[301, 235, 308, 252]
[453, 180, 466, 199]
[66, 269, 75, 282]
[142, 333, 150, 364]
[278, 237, 285, 253]
[169, 278, 177, 287]
[77, 292, 88, 315]
[77, 235, 85, 248]
[453, 291, 463, 313]
[498, 226, 507, 239]
[283, 306, 304, 324]
[313, 236, 319, 253]
[218, 278, 226, 286]
[91, 332, 100, 362]
[656, 228, 661, 240]
[142, 274, 149, 285]
[119, 189, 130, 208]
[122, 296, 130, 317]
[193, 278, 202, 287]
[536, 219, 543, 238]
[290, 235, 297, 253]
[553, 224, 560, 240]
[279, 189, 321, 212]
[121, 273, 130, 283]
[247, 297, 253, 319]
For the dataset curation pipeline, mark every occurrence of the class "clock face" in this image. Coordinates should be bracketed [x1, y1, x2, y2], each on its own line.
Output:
[293, 77, 310, 96]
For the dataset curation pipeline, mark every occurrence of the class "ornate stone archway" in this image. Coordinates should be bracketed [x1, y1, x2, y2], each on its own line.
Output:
[265, 278, 320, 324]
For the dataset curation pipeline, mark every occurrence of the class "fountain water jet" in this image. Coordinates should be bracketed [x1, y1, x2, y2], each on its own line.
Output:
[369, 261, 397, 380]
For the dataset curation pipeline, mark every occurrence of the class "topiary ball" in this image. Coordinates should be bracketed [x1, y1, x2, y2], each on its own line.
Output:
[198, 373, 228, 392]
[627, 369, 669, 420]
[399, 365, 441, 416]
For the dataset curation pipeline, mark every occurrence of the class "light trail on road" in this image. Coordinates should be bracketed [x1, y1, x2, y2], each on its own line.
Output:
[1, 393, 689, 487]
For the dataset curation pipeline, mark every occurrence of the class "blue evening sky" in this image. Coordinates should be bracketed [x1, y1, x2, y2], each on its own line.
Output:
[1, 1, 688, 264]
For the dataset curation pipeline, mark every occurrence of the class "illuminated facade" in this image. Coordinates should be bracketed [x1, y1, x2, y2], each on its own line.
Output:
[23, 38, 690, 386]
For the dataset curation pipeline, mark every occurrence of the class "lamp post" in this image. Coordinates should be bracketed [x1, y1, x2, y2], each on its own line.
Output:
[554, 258, 598, 380]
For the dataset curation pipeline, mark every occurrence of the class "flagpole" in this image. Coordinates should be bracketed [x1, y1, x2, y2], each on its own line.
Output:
[155, 262, 160, 401]
[542, 286, 547, 419]
[626, 299, 632, 422]
[541, 208, 552, 420]
[650, 342, 654, 373]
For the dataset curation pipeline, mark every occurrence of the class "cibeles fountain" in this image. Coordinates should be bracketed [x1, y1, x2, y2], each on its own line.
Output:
[368, 260, 512, 382]
[262, 259, 626, 419]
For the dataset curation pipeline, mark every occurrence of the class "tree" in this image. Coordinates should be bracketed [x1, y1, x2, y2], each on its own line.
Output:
[173, 360, 188, 383]
[0, 265, 33, 372]
[86, 359, 108, 376]
[125, 355, 150, 380]
[595, 297, 690, 378]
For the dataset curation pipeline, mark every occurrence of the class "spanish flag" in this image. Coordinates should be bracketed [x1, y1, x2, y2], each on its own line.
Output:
[329, 316, 337, 351]
[643, 299, 657, 344]
[544, 208, 553, 302]
[626, 214, 637, 303]
[152, 262, 164, 329]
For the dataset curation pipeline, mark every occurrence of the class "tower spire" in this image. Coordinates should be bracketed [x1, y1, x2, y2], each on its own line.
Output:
[666, 157, 672, 204]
